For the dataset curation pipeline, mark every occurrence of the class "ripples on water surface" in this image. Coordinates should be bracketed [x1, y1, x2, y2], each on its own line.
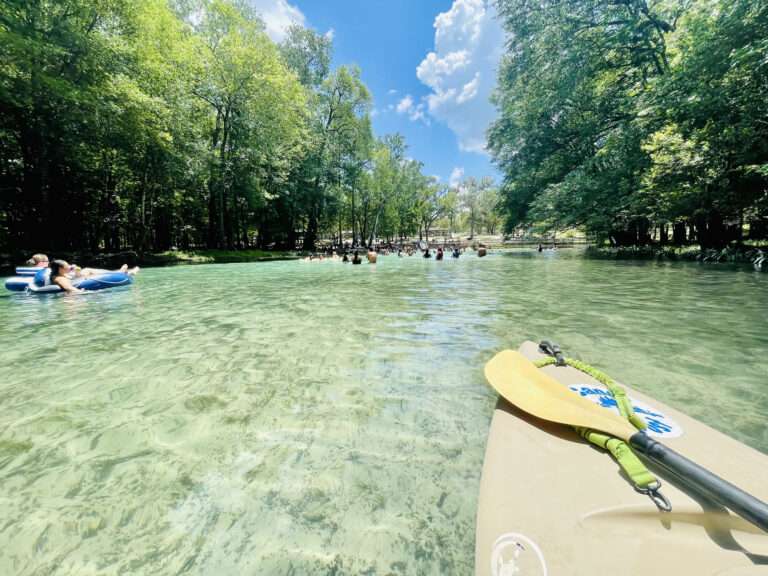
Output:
[1, 252, 766, 574]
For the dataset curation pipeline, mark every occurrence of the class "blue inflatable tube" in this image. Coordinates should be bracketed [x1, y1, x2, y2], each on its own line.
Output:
[4, 272, 133, 293]
[14, 266, 43, 277]
[75, 273, 133, 291]
[4, 277, 32, 292]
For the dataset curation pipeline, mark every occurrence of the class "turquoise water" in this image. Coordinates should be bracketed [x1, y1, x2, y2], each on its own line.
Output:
[1, 252, 766, 575]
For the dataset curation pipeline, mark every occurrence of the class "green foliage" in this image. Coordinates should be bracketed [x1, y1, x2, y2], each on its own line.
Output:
[490, 0, 768, 248]
[279, 24, 332, 88]
[0, 0, 454, 254]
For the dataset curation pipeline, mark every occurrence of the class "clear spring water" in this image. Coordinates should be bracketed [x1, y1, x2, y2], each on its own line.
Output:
[1, 252, 766, 575]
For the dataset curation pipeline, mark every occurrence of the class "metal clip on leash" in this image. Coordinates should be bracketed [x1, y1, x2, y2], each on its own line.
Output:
[635, 481, 673, 512]
[539, 340, 566, 366]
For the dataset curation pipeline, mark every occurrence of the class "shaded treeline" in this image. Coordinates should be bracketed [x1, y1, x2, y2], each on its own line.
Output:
[490, 0, 768, 248]
[0, 0, 456, 254]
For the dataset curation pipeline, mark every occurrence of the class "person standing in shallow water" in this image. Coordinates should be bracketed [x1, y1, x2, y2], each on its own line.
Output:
[423, 248, 432, 258]
[367, 248, 377, 264]
[352, 250, 362, 264]
[436, 247, 444, 261]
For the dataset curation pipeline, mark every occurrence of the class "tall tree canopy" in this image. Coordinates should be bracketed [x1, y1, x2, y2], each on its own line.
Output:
[0, 0, 464, 255]
[490, 0, 768, 248]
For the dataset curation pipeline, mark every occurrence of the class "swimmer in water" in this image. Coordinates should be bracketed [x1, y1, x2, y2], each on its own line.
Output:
[47, 260, 83, 293]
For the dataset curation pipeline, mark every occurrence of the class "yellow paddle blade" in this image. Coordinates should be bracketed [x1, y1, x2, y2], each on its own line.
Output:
[484, 350, 637, 441]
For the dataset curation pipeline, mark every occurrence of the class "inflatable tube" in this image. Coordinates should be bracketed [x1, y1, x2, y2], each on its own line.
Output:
[75, 272, 133, 291]
[15, 266, 44, 277]
[4, 276, 33, 292]
[4, 272, 133, 293]
[15, 266, 115, 278]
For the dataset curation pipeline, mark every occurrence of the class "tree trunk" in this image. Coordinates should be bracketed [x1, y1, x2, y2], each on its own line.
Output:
[351, 187, 357, 246]
[672, 222, 686, 245]
[208, 110, 222, 248]
[368, 202, 385, 247]
[217, 109, 230, 249]
[304, 182, 320, 251]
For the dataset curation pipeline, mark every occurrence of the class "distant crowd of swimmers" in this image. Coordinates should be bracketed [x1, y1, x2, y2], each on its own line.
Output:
[23, 253, 139, 293]
[300, 243, 488, 264]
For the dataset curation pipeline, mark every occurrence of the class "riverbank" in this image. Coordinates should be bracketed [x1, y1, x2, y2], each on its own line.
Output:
[141, 249, 299, 266]
[0, 249, 299, 274]
[586, 245, 767, 270]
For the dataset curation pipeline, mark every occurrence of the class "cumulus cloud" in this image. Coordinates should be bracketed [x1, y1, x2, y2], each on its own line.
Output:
[457, 73, 480, 104]
[416, 0, 504, 153]
[449, 166, 465, 188]
[249, 0, 306, 42]
[396, 95, 414, 114]
[396, 94, 429, 124]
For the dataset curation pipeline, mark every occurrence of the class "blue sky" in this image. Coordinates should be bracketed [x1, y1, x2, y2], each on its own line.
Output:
[250, 0, 503, 186]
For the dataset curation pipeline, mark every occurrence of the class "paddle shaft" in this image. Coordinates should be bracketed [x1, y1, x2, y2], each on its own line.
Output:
[630, 433, 768, 532]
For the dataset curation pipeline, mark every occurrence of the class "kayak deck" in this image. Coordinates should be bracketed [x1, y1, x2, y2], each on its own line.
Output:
[475, 341, 768, 575]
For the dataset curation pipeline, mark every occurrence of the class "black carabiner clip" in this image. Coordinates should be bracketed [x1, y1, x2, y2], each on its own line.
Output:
[539, 340, 566, 366]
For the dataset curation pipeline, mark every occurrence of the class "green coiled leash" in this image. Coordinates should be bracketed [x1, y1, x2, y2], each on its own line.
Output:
[536, 341, 671, 512]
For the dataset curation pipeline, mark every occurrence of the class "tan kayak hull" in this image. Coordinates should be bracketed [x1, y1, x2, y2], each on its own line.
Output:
[475, 341, 768, 576]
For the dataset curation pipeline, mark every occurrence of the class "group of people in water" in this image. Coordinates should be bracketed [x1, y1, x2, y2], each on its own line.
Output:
[23, 253, 139, 293]
[301, 243, 487, 264]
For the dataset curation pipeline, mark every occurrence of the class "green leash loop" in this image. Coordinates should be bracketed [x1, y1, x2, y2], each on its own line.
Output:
[535, 357, 647, 430]
[535, 356, 672, 511]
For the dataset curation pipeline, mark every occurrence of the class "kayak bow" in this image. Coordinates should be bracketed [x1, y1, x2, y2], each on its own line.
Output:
[475, 341, 768, 576]
[485, 350, 768, 533]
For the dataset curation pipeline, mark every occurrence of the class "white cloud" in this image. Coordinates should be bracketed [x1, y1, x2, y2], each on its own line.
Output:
[388, 89, 398, 95]
[416, 50, 469, 88]
[396, 95, 414, 114]
[457, 72, 480, 104]
[249, 0, 306, 42]
[324, 28, 335, 41]
[416, 0, 504, 153]
[449, 166, 464, 187]
[396, 94, 429, 124]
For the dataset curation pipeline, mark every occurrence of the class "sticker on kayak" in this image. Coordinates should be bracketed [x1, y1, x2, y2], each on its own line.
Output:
[568, 385, 683, 438]
[491, 532, 547, 576]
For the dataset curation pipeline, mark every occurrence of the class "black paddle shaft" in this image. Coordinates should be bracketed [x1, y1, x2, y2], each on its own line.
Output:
[630, 432, 768, 533]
